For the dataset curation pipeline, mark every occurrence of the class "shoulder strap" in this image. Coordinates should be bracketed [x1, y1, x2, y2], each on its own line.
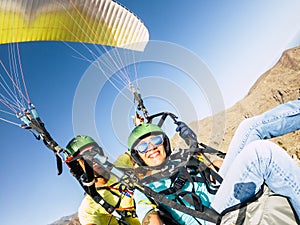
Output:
[141, 184, 220, 223]
[159, 169, 188, 195]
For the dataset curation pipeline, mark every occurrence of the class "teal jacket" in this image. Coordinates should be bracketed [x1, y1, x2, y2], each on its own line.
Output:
[134, 172, 215, 225]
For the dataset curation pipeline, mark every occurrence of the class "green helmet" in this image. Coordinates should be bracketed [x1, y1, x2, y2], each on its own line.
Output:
[65, 135, 98, 157]
[128, 123, 171, 166]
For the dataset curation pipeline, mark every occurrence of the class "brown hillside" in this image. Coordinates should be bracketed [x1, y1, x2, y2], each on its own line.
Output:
[49, 213, 80, 225]
[172, 46, 300, 160]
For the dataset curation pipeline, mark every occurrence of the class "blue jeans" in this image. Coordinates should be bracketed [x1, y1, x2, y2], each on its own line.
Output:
[219, 98, 300, 177]
[212, 99, 300, 217]
[211, 140, 300, 217]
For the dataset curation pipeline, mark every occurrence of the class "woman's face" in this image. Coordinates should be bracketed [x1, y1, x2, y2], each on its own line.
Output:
[135, 134, 167, 167]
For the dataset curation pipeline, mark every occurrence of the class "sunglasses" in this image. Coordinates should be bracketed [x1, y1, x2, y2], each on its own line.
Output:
[135, 135, 164, 153]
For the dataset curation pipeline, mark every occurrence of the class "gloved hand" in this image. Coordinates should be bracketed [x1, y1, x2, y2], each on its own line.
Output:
[175, 121, 198, 148]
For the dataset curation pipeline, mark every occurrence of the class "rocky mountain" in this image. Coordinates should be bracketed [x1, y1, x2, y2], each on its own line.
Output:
[50, 45, 300, 225]
[172, 45, 300, 161]
[49, 213, 80, 225]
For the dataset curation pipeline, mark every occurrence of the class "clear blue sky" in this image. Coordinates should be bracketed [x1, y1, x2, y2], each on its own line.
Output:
[0, 1, 299, 225]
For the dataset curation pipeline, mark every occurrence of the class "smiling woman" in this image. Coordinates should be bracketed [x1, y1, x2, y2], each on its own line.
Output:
[136, 134, 167, 167]
[128, 123, 172, 167]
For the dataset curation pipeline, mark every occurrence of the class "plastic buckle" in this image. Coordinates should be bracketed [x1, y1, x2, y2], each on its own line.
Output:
[173, 176, 186, 190]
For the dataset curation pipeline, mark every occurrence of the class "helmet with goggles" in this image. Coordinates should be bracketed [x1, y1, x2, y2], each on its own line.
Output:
[128, 123, 171, 166]
[65, 135, 103, 157]
[65, 135, 109, 180]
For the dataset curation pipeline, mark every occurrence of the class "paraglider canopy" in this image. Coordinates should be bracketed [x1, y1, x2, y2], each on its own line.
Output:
[0, 0, 149, 51]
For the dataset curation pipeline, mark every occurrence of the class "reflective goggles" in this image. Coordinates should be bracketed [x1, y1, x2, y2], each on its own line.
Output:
[135, 135, 164, 153]
[78, 146, 111, 179]
[79, 146, 106, 163]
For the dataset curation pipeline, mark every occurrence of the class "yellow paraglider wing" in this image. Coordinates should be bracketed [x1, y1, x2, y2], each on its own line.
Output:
[0, 0, 149, 51]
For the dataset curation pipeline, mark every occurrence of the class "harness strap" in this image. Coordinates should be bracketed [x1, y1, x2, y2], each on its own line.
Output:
[97, 185, 133, 198]
[159, 170, 187, 195]
[158, 168, 197, 214]
[188, 157, 223, 194]
[188, 156, 223, 183]
[176, 191, 204, 212]
[179, 167, 204, 212]
[97, 186, 121, 198]
[81, 160, 116, 213]
[159, 167, 203, 211]
[141, 185, 220, 223]
[217, 186, 265, 225]
[199, 143, 226, 158]
[191, 176, 206, 183]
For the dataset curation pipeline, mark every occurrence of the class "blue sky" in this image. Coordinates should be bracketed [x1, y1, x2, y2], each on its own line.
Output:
[0, 1, 300, 225]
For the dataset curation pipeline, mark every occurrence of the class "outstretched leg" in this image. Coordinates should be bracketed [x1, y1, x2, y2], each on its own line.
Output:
[211, 140, 300, 218]
[219, 98, 300, 177]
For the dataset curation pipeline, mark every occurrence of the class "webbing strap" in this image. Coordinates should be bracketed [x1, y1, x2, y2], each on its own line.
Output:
[24, 113, 64, 175]
[159, 169, 188, 195]
[179, 168, 204, 212]
[158, 167, 206, 216]
[82, 159, 116, 214]
[188, 156, 223, 184]
[199, 143, 226, 158]
[141, 185, 220, 223]
[79, 160, 133, 225]
[176, 190, 203, 212]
